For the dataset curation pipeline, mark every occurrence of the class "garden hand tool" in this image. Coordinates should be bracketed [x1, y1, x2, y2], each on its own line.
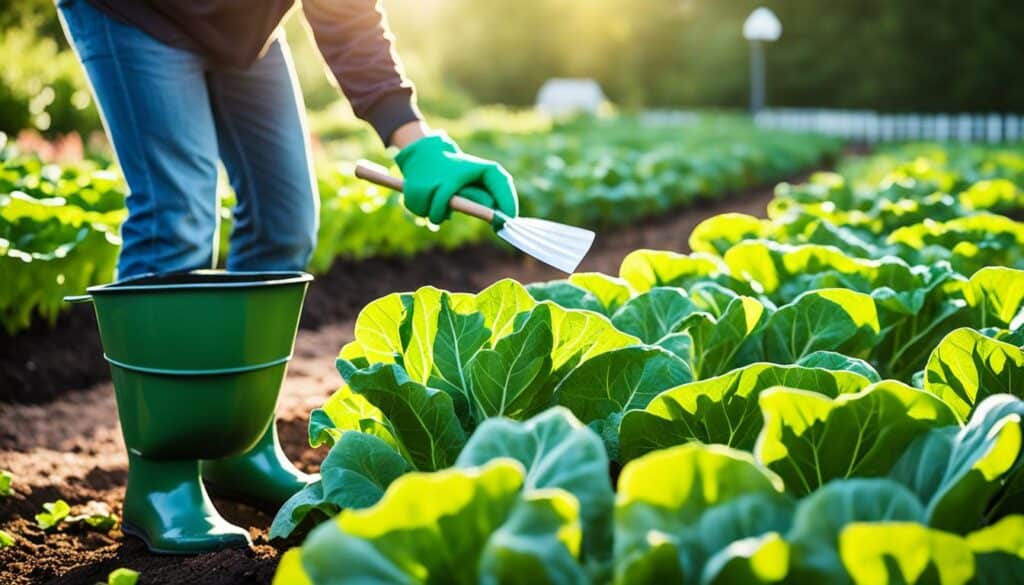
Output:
[65, 271, 315, 554]
[355, 160, 596, 273]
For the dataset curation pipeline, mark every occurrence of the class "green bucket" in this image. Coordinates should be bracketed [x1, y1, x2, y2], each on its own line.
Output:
[67, 270, 313, 553]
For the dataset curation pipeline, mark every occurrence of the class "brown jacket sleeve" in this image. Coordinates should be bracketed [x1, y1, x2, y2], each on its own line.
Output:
[302, 0, 423, 144]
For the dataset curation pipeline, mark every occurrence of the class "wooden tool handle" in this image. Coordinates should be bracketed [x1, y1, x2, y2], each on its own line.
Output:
[354, 160, 494, 223]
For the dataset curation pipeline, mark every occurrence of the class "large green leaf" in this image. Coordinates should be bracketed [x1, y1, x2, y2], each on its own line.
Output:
[429, 294, 491, 420]
[619, 249, 725, 293]
[340, 362, 466, 471]
[475, 279, 538, 344]
[610, 287, 697, 344]
[890, 394, 1024, 533]
[341, 292, 408, 366]
[785, 479, 926, 583]
[862, 261, 966, 382]
[838, 523, 974, 585]
[290, 460, 586, 585]
[741, 288, 880, 365]
[456, 407, 614, 561]
[308, 385, 395, 449]
[722, 241, 879, 299]
[614, 443, 787, 584]
[964, 267, 1024, 330]
[619, 363, 872, 461]
[688, 281, 741, 318]
[700, 532, 791, 585]
[923, 328, 1024, 422]
[546, 302, 639, 375]
[468, 304, 554, 420]
[568, 272, 634, 315]
[270, 431, 410, 540]
[689, 213, 766, 256]
[755, 382, 958, 495]
[684, 296, 766, 379]
[478, 491, 589, 585]
[967, 515, 1024, 585]
[403, 286, 444, 384]
[555, 346, 690, 424]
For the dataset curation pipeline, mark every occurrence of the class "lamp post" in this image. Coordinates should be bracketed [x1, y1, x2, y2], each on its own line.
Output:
[743, 7, 782, 114]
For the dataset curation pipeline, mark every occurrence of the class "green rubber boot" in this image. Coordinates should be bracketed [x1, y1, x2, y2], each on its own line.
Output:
[202, 421, 316, 508]
[122, 454, 250, 554]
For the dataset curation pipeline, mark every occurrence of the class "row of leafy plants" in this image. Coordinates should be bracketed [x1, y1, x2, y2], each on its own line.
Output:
[270, 145, 1024, 583]
[0, 115, 838, 334]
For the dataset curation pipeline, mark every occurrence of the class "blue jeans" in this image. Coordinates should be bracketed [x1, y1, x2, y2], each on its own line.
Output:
[57, 0, 319, 278]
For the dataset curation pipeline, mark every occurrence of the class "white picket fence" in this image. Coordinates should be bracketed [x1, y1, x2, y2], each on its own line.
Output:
[755, 109, 1024, 143]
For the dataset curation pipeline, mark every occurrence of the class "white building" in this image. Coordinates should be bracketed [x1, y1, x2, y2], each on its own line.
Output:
[536, 78, 607, 117]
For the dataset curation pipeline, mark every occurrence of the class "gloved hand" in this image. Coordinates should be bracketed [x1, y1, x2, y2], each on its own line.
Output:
[394, 133, 519, 225]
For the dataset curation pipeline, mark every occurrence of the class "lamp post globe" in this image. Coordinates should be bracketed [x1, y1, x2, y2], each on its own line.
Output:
[744, 7, 782, 114]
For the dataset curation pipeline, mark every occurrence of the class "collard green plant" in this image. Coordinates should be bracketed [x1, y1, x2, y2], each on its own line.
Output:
[277, 460, 588, 585]
[278, 141, 1024, 582]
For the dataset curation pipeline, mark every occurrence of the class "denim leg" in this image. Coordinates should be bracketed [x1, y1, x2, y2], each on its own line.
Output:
[56, 0, 220, 279]
[207, 38, 319, 273]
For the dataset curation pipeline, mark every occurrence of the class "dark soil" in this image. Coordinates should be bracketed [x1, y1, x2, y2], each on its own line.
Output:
[0, 175, 798, 584]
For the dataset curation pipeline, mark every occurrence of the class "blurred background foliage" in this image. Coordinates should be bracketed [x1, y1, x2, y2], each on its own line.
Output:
[2, 0, 1023, 137]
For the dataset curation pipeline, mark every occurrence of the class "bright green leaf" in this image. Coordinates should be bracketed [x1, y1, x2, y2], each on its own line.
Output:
[309, 385, 395, 449]
[615, 444, 786, 584]
[964, 267, 1024, 330]
[610, 287, 697, 344]
[967, 515, 1024, 585]
[555, 346, 690, 425]
[924, 328, 1024, 422]
[343, 363, 466, 471]
[430, 294, 491, 419]
[292, 460, 586, 585]
[270, 431, 411, 540]
[619, 250, 724, 293]
[569, 272, 634, 314]
[756, 382, 958, 495]
[786, 479, 926, 583]
[456, 407, 613, 561]
[689, 213, 765, 256]
[838, 523, 974, 585]
[620, 363, 872, 461]
[890, 394, 1024, 533]
[744, 288, 880, 365]
[684, 296, 765, 379]
[468, 304, 554, 420]
[106, 568, 141, 585]
[35, 499, 71, 530]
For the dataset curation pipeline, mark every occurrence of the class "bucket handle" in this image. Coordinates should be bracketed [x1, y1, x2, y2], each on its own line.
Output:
[63, 294, 93, 304]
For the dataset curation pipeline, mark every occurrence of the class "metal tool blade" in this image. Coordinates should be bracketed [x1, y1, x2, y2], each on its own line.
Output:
[497, 217, 595, 274]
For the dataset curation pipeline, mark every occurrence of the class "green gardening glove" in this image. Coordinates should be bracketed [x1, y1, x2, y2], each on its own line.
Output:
[394, 133, 519, 225]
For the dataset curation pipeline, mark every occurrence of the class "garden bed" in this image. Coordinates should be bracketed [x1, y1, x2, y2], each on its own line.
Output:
[0, 180, 779, 584]
[0, 179, 780, 405]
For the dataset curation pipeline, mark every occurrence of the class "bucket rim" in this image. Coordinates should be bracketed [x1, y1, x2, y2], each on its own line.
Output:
[85, 270, 313, 296]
